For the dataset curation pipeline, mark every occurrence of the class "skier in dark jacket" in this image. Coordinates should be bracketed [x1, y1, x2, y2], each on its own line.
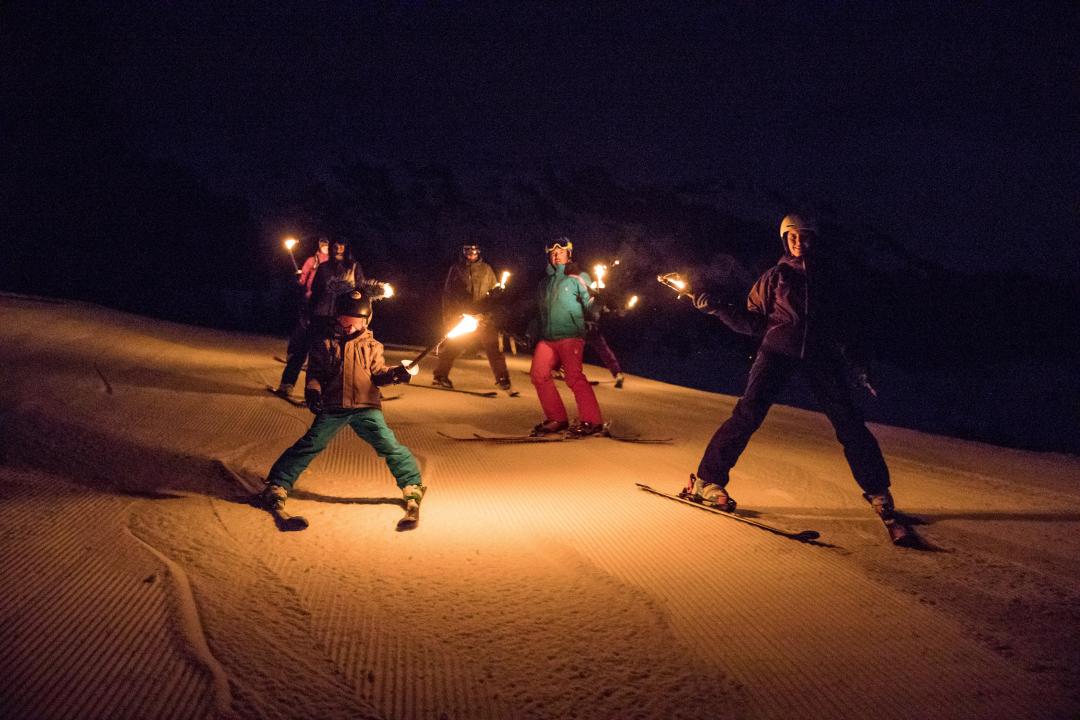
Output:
[432, 243, 514, 394]
[685, 214, 910, 544]
[275, 237, 330, 397]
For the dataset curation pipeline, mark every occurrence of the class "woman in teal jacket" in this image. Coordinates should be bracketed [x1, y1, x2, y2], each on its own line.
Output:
[528, 238, 604, 436]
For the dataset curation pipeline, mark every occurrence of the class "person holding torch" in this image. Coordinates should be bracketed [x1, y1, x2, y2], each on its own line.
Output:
[259, 287, 424, 526]
[528, 238, 605, 437]
[432, 242, 516, 395]
[669, 214, 910, 545]
[275, 237, 331, 397]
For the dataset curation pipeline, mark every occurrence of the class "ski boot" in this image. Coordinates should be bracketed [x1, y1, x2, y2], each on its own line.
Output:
[614, 372, 625, 389]
[566, 421, 608, 439]
[864, 490, 914, 546]
[680, 474, 736, 512]
[531, 419, 569, 437]
[273, 382, 294, 398]
[432, 375, 454, 389]
[398, 484, 427, 530]
[258, 483, 288, 512]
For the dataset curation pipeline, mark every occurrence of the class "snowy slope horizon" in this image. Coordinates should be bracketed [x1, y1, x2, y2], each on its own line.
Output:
[2, 293, 1079, 719]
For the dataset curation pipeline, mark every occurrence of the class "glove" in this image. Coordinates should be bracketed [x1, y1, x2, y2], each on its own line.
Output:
[692, 292, 711, 311]
[850, 366, 878, 398]
[304, 389, 323, 414]
[390, 364, 413, 384]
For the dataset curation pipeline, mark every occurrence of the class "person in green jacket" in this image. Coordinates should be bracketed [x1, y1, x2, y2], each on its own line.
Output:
[528, 238, 605, 437]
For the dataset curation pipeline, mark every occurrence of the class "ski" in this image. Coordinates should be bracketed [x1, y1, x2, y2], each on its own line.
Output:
[879, 513, 920, 548]
[249, 492, 309, 531]
[437, 430, 672, 445]
[635, 483, 824, 544]
[272, 507, 310, 531]
[396, 502, 420, 531]
[412, 384, 499, 398]
[265, 386, 307, 408]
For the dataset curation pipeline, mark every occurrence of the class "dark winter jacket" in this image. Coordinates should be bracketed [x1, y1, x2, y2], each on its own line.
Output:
[535, 262, 595, 341]
[309, 260, 366, 318]
[442, 259, 498, 322]
[306, 325, 398, 410]
[699, 252, 857, 360]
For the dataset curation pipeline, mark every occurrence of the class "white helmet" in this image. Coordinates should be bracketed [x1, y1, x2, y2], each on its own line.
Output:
[779, 214, 818, 239]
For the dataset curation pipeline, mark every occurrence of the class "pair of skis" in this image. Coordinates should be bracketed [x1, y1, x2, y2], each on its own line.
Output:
[252, 495, 420, 532]
[437, 429, 672, 445]
[637, 483, 921, 547]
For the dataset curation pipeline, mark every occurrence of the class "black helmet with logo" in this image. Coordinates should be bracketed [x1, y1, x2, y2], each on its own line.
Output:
[334, 288, 373, 320]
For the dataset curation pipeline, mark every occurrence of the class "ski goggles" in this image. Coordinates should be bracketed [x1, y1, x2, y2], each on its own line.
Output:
[462, 244, 480, 253]
[544, 238, 573, 253]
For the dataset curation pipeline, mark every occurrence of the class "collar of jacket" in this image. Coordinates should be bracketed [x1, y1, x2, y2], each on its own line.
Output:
[546, 263, 567, 277]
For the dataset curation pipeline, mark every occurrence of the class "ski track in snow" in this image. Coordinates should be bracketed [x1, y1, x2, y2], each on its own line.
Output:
[1, 295, 1078, 719]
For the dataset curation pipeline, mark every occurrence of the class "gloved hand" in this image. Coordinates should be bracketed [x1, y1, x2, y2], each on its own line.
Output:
[305, 389, 323, 414]
[390, 364, 413, 384]
[692, 292, 711, 311]
[851, 366, 878, 398]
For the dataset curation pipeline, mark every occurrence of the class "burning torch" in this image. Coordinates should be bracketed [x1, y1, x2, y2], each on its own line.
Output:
[400, 314, 480, 375]
[590, 264, 607, 290]
[625, 294, 639, 310]
[283, 237, 301, 274]
[496, 270, 511, 290]
[657, 272, 692, 298]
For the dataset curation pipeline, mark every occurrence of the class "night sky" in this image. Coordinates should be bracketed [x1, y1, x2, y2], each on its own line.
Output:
[6, 1, 1077, 279]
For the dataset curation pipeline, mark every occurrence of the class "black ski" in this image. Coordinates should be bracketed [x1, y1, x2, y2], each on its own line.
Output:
[249, 492, 309, 531]
[635, 483, 824, 544]
[412, 384, 499, 398]
[396, 503, 420, 530]
[437, 430, 672, 445]
[265, 386, 307, 407]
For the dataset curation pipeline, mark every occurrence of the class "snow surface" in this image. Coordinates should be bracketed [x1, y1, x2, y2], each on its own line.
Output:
[1, 292, 1078, 720]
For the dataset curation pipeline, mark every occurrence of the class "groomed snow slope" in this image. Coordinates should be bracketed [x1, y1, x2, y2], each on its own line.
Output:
[1, 293, 1078, 720]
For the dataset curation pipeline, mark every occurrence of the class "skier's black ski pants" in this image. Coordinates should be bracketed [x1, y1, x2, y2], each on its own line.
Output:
[697, 349, 890, 494]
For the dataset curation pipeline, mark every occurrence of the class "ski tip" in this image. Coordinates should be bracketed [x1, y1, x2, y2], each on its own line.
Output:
[277, 515, 309, 531]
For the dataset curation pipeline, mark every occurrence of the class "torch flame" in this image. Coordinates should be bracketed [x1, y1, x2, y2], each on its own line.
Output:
[627, 294, 639, 309]
[381, 283, 395, 299]
[658, 272, 687, 290]
[446, 314, 480, 339]
[591, 264, 607, 290]
[284, 237, 298, 251]
[498, 270, 511, 289]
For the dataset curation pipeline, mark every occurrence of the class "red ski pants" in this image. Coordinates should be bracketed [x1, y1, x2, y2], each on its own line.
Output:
[529, 338, 602, 425]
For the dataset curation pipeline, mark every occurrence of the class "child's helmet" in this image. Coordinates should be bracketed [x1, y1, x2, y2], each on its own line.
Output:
[335, 288, 373, 319]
